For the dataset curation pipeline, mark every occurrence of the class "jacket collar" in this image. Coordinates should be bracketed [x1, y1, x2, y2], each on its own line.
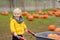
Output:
[12, 16, 24, 23]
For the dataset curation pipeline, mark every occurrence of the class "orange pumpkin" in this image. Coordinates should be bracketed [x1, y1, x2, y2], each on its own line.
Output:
[43, 12, 47, 15]
[26, 13, 31, 19]
[55, 13, 60, 17]
[1, 11, 5, 15]
[5, 11, 8, 16]
[32, 14, 39, 18]
[40, 16, 44, 18]
[48, 11, 53, 16]
[22, 12, 25, 16]
[22, 11, 28, 16]
[38, 10, 42, 14]
[48, 34, 58, 39]
[52, 8, 58, 12]
[48, 25, 55, 31]
[28, 15, 34, 21]
[57, 35, 60, 40]
[55, 28, 60, 32]
[41, 15, 48, 19]
[54, 12, 60, 17]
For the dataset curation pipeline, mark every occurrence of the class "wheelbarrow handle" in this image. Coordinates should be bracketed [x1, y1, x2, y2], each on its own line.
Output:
[27, 29, 36, 37]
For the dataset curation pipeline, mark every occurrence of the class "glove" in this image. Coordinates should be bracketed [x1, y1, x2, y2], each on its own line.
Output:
[20, 37, 25, 40]
[27, 29, 31, 33]
[17, 36, 21, 39]
[11, 32, 17, 36]
[27, 29, 36, 37]
[17, 36, 25, 40]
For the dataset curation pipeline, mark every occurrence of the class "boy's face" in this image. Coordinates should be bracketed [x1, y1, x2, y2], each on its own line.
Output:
[13, 12, 22, 17]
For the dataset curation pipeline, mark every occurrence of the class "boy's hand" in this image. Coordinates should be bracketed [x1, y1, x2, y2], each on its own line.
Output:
[11, 32, 17, 36]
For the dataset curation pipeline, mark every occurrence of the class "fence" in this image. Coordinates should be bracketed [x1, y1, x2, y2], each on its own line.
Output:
[0, 0, 60, 11]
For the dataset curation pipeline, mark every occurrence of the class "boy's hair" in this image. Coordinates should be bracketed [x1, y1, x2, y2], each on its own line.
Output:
[13, 8, 22, 14]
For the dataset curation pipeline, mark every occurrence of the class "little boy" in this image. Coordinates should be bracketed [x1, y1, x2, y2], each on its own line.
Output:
[10, 8, 27, 40]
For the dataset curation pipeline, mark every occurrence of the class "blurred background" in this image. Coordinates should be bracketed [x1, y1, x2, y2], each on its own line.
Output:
[0, 0, 60, 11]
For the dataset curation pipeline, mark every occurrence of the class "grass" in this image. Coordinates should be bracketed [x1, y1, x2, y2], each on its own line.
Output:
[0, 10, 60, 40]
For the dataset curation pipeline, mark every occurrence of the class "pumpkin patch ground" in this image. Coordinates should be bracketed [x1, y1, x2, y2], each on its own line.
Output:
[0, 9, 60, 40]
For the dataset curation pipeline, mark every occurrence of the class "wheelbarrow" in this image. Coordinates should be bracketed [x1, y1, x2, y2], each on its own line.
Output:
[28, 30, 60, 40]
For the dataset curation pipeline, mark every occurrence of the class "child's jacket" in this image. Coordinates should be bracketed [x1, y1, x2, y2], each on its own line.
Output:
[10, 16, 27, 35]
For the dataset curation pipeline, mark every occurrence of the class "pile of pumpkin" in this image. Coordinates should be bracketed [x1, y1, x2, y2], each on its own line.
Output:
[22, 8, 60, 21]
[0, 11, 8, 16]
[48, 34, 60, 40]
[38, 8, 60, 17]
[47, 25, 60, 40]
[22, 11, 49, 21]
[22, 11, 39, 21]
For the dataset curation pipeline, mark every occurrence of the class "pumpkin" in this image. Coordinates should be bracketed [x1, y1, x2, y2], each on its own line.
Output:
[40, 16, 44, 18]
[58, 36, 60, 39]
[43, 11, 47, 15]
[54, 12, 60, 17]
[48, 25, 55, 31]
[5, 11, 8, 16]
[28, 15, 34, 21]
[48, 11, 53, 16]
[1, 11, 5, 15]
[41, 15, 48, 19]
[52, 8, 58, 12]
[22, 11, 28, 16]
[38, 10, 42, 14]
[55, 28, 60, 32]
[32, 14, 39, 18]
[26, 13, 31, 19]
[55, 13, 60, 17]
[48, 34, 58, 39]
[22, 12, 25, 15]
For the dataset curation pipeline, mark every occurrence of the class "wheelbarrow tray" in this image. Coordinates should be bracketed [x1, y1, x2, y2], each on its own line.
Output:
[35, 31, 60, 40]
